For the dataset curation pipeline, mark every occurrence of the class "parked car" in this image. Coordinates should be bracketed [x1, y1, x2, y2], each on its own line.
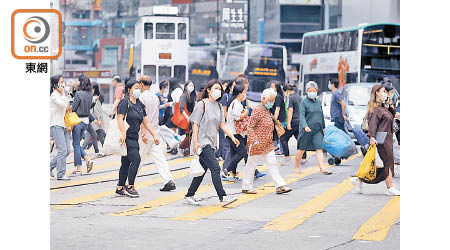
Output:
[319, 91, 333, 128]
[341, 82, 399, 143]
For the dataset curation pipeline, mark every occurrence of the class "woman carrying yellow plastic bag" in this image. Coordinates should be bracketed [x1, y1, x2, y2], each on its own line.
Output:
[356, 145, 377, 181]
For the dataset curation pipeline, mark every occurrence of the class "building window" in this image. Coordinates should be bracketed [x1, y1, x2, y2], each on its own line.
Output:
[178, 23, 186, 40]
[144, 23, 153, 39]
[102, 47, 118, 66]
[280, 5, 321, 23]
[72, 10, 90, 19]
[174, 65, 186, 82]
[156, 23, 175, 39]
[71, 60, 88, 65]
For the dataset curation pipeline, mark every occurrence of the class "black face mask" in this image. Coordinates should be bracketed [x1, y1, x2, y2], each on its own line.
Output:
[141, 80, 152, 86]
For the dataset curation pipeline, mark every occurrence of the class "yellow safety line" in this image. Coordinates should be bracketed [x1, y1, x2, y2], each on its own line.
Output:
[352, 196, 400, 241]
[362, 43, 400, 48]
[263, 178, 353, 231]
[170, 155, 358, 221]
[51, 158, 193, 210]
[110, 165, 269, 216]
[51, 156, 187, 190]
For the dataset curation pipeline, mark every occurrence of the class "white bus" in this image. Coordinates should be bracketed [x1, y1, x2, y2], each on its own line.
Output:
[221, 43, 288, 102]
[133, 6, 189, 93]
[299, 23, 400, 95]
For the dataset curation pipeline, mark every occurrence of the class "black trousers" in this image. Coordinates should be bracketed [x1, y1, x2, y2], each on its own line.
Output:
[225, 134, 248, 174]
[118, 139, 141, 186]
[280, 126, 306, 159]
[186, 145, 227, 200]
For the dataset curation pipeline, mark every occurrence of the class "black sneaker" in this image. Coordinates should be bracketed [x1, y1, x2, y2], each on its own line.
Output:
[160, 180, 176, 192]
[125, 186, 139, 198]
[116, 187, 127, 196]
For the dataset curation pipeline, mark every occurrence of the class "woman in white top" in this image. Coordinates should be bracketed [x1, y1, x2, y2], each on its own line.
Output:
[223, 84, 249, 180]
[50, 75, 72, 180]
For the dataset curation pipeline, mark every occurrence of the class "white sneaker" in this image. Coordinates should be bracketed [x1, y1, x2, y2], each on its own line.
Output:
[57, 175, 71, 181]
[220, 196, 237, 207]
[350, 177, 363, 194]
[385, 187, 400, 196]
[184, 196, 200, 205]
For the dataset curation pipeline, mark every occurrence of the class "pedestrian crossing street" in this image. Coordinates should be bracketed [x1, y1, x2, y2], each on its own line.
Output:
[50, 152, 400, 244]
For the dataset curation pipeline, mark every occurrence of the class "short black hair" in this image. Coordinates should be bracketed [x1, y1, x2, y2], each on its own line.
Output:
[286, 83, 296, 91]
[125, 79, 139, 95]
[329, 78, 339, 88]
[159, 80, 169, 90]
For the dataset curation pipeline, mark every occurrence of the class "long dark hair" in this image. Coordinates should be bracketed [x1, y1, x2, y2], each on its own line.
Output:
[229, 84, 245, 107]
[184, 80, 197, 105]
[50, 75, 62, 95]
[168, 77, 180, 92]
[92, 84, 100, 96]
[197, 79, 224, 102]
[78, 75, 92, 91]
[224, 80, 234, 94]
[271, 80, 283, 96]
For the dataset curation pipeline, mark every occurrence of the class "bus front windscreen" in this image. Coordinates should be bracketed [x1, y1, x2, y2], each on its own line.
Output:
[188, 49, 218, 91]
[245, 46, 285, 93]
[361, 24, 400, 92]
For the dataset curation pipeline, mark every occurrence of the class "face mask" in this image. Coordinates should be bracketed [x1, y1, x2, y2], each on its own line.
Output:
[187, 86, 195, 93]
[211, 88, 221, 100]
[307, 92, 317, 99]
[328, 84, 332, 90]
[265, 101, 274, 109]
[132, 89, 141, 99]
[380, 92, 388, 102]
[163, 89, 169, 97]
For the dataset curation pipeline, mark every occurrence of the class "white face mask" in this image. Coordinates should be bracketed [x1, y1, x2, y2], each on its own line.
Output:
[380, 92, 388, 102]
[210, 88, 221, 100]
[163, 89, 169, 98]
[187, 86, 195, 93]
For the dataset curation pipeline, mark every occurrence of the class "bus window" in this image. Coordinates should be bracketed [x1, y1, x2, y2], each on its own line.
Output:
[174, 65, 186, 82]
[317, 35, 324, 53]
[343, 32, 351, 51]
[178, 23, 186, 40]
[323, 34, 329, 53]
[144, 23, 153, 39]
[156, 23, 175, 39]
[336, 32, 344, 52]
[143, 65, 156, 83]
[351, 31, 358, 50]
[158, 66, 171, 82]
[329, 33, 337, 52]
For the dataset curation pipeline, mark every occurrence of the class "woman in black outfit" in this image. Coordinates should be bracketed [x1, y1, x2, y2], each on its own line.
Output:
[116, 79, 160, 198]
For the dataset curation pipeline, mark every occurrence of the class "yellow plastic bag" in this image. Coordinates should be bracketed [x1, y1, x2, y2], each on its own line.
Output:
[356, 145, 377, 181]
[64, 112, 82, 128]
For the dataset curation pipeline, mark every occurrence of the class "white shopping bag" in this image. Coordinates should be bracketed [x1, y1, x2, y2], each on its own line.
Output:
[189, 148, 205, 178]
[103, 118, 129, 156]
[159, 125, 181, 149]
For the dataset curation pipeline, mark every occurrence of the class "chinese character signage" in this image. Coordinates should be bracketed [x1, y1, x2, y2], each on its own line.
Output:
[220, 2, 246, 34]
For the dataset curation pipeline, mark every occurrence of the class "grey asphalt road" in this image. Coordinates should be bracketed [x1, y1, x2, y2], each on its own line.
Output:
[50, 140, 400, 250]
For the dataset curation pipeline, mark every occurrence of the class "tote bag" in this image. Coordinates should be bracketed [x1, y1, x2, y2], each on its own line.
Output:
[170, 97, 190, 130]
[64, 112, 82, 128]
[356, 145, 377, 181]
[189, 148, 205, 178]
[103, 102, 130, 156]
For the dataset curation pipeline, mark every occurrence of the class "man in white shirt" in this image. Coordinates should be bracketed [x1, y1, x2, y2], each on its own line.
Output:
[138, 75, 176, 191]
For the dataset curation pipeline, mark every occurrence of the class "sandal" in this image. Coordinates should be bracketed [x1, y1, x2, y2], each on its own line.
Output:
[86, 161, 94, 173]
[320, 170, 332, 175]
[71, 170, 82, 176]
[242, 190, 257, 194]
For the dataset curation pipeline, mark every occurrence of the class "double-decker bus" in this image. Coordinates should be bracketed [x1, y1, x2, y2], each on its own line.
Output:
[299, 23, 400, 95]
[188, 46, 219, 91]
[133, 6, 189, 93]
[221, 43, 288, 102]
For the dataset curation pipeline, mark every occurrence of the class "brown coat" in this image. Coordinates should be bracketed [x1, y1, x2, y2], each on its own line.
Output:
[363, 105, 395, 184]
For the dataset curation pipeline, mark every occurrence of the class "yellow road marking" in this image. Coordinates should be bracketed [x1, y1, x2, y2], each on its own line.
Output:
[51, 158, 192, 210]
[109, 165, 269, 216]
[170, 154, 358, 221]
[353, 196, 400, 241]
[51, 157, 189, 191]
[263, 178, 353, 231]
[62, 155, 153, 175]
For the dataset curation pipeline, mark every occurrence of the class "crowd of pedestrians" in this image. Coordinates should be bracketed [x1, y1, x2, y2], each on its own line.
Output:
[50, 72, 400, 205]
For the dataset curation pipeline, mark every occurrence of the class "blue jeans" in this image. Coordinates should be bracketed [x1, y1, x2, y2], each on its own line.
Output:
[72, 122, 88, 166]
[50, 126, 71, 178]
